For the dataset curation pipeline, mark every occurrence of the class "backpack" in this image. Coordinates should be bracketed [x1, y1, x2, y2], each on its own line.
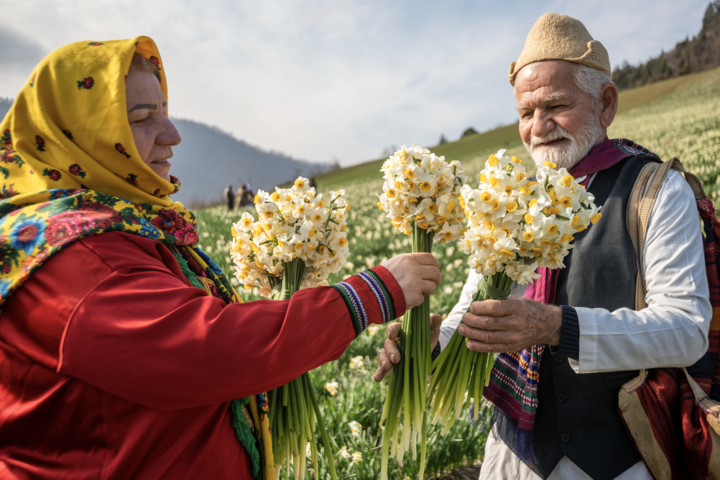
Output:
[619, 157, 720, 480]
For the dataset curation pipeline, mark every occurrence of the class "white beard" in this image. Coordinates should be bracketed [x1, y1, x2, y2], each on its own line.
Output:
[524, 114, 605, 170]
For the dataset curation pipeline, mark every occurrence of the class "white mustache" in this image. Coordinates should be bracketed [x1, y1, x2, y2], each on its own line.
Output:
[530, 126, 573, 149]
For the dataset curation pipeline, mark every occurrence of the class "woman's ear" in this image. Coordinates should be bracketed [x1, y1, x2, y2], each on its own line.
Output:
[599, 82, 619, 129]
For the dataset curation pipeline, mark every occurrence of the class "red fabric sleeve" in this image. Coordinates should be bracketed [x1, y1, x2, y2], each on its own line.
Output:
[20, 232, 408, 410]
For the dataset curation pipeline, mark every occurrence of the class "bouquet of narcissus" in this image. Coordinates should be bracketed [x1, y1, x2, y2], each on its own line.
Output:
[377, 145, 467, 480]
[427, 150, 601, 433]
[230, 177, 350, 480]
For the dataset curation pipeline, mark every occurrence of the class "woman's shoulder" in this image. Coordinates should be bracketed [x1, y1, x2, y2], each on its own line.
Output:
[74, 231, 178, 272]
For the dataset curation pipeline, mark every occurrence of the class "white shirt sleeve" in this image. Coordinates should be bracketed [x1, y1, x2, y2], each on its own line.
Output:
[572, 170, 712, 373]
[438, 268, 482, 351]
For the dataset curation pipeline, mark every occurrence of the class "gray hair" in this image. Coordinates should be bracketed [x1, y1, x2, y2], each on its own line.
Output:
[130, 52, 161, 83]
[573, 63, 613, 104]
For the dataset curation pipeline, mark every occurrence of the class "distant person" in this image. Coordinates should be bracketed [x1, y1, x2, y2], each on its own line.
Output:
[244, 182, 253, 205]
[236, 184, 246, 208]
[0, 36, 441, 479]
[309, 177, 317, 190]
[223, 183, 234, 210]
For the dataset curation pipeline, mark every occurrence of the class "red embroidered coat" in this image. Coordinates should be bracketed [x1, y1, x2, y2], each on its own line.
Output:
[0, 231, 405, 479]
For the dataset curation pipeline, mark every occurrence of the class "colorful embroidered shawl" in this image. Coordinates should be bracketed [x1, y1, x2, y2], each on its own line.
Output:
[482, 138, 661, 462]
[0, 37, 273, 479]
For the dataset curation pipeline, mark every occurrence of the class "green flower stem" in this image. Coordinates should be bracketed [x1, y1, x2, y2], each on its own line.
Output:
[379, 223, 434, 480]
[427, 271, 511, 435]
[268, 258, 338, 480]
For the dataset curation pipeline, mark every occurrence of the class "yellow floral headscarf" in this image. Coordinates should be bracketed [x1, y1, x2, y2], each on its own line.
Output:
[0, 36, 274, 480]
[1, 36, 185, 207]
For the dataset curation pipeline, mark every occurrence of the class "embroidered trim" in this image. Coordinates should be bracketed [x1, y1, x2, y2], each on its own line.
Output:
[332, 281, 367, 336]
[358, 270, 395, 323]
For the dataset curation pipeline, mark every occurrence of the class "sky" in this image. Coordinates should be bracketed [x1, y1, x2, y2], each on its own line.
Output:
[0, 0, 710, 166]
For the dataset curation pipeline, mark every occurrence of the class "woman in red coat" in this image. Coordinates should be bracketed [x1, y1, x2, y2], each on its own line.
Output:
[0, 37, 440, 479]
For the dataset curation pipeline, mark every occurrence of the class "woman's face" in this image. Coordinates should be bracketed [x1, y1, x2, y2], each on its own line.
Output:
[125, 69, 181, 182]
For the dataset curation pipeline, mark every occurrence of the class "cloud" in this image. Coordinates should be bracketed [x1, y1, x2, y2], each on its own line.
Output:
[0, 0, 710, 165]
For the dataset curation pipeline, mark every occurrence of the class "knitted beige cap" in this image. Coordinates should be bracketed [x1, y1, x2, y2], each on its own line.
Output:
[509, 13, 611, 85]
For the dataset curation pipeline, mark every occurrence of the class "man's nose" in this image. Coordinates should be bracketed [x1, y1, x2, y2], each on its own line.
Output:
[531, 110, 555, 139]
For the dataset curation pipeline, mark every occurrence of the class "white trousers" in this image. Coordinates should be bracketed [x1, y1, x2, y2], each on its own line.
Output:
[478, 433, 653, 480]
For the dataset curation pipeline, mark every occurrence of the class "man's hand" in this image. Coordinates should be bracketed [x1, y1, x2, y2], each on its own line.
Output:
[382, 253, 441, 310]
[374, 313, 443, 382]
[457, 295, 562, 353]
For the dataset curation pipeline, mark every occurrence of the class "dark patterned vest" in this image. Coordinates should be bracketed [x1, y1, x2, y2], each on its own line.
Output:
[514, 156, 657, 480]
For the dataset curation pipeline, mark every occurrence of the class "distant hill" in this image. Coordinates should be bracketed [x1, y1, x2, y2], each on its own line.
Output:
[0, 98, 331, 207]
[612, 0, 720, 90]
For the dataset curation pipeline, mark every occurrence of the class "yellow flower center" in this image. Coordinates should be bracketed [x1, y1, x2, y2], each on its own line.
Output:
[338, 237, 348, 247]
[443, 231, 453, 240]
[517, 172, 526, 181]
[544, 161, 557, 168]
[446, 200, 455, 212]
[488, 154, 498, 167]
[572, 215, 580, 227]
[428, 203, 439, 214]
[480, 173, 487, 183]
[504, 185, 513, 195]
[591, 212, 603, 224]
[437, 215, 447, 224]
[318, 200, 325, 208]
[562, 175, 574, 187]
[484, 219, 495, 231]
[253, 194, 260, 204]
[419, 181, 432, 192]
[480, 192, 492, 202]
[524, 213, 534, 223]
[548, 224, 559, 235]
[418, 222, 429, 229]
[490, 176, 499, 187]
[263, 210, 274, 219]
[506, 201, 518, 212]
[511, 156, 522, 164]
[533, 247, 543, 257]
[405, 169, 415, 179]
[523, 231, 534, 242]
[295, 179, 305, 189]
[386, 189, 396, 198]
[491, 200, 500, 210]
[297, 205, 306, 214]
[271, 192, 281, 202]
[541, 239, 552, 246]
[560, 196, 572, 207]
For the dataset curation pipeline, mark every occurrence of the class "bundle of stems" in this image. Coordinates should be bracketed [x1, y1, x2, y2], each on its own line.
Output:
[427, 271, 512, 433]
[267, 259, 338, 480]
[379, 223, 434, 480]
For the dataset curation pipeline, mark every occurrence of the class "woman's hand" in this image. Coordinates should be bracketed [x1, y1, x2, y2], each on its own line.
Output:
[382, 253, 441, 310]
[374, 313, 443, 382]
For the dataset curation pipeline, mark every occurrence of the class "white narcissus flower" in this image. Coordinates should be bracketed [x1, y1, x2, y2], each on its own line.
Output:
[460, 150, 601, 284]
[348, 420, 361, 436]
[349, 356, 364, 370]
[378, 144, 468, 243]
[230, 177, 351, 296]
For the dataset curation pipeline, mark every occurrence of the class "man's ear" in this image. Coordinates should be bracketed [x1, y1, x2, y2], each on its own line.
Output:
[599, 83, 619, 129]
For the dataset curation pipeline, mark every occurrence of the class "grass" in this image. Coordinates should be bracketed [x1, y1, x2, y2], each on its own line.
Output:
[193, 65, 720, 479]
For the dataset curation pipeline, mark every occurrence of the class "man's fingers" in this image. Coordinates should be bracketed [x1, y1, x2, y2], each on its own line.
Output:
[386, 322, 401, 340]
[459, 323, 521, 346]
[384, 338, 401, 364]
[468, 298, 515, 316]
[466, 340, 514, 353]
[413, 252, 440, 268]
[461, 313, 512, 331]
[430, 313, 443, 329]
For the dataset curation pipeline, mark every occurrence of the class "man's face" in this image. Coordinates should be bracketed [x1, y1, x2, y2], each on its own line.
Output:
[514, 60, 604, 169]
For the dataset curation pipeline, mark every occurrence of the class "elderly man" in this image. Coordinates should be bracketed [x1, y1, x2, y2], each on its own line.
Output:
[375, 13, 711, 480]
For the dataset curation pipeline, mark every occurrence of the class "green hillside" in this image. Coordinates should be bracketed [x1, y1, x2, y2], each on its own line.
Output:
[316, 68, 712, 190]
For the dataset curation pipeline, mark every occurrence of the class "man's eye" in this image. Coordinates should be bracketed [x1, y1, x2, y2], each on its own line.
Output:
[131, 117, 151, 125]
[521, 112, 532, 119]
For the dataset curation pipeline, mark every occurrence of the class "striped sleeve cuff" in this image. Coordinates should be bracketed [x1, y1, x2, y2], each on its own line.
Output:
[330, 266, 406, 337]
[556, 305, 580, 360]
